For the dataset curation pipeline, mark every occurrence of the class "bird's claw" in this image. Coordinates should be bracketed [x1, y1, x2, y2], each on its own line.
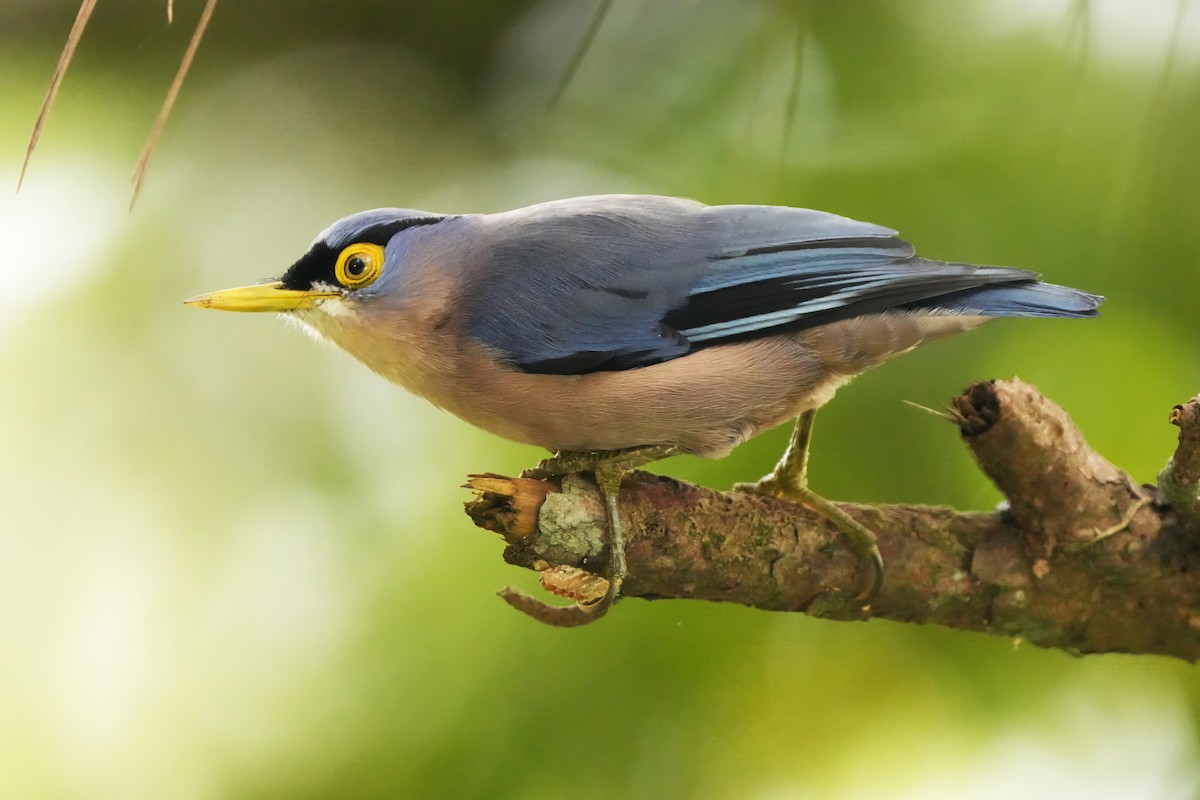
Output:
[731, 474, 789, 498]
[733, 475, 884, 602]
[509, 449, 670, 626]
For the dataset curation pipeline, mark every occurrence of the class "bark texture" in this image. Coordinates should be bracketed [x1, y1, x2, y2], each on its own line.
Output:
[1159, 395, 1200, 532]
[464, 379, 1200, 661]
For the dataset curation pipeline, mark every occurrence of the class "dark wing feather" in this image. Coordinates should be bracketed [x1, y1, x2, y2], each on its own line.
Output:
[459, 197, 1099, 375]
[460, 196, 709, 373]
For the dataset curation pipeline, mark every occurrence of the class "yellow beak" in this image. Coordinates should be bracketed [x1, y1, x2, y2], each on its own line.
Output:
[183, 281, 341, 312]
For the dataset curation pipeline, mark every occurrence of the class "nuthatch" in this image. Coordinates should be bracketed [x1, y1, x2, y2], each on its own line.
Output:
[187, 195, 1101, 623]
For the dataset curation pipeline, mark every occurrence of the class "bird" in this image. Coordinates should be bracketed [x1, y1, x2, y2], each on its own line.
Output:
[186, 194, 1102, 624]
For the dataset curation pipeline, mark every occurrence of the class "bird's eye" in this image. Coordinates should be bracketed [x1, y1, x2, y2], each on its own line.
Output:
[334, 243, 385, 288]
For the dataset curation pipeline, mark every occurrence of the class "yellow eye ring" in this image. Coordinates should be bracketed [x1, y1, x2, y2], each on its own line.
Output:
[334, 243, 385, 288]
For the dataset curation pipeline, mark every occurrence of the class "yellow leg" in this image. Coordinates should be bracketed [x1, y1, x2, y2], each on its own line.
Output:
[527, 445, 682, 621]
[734, 410, 884, 600]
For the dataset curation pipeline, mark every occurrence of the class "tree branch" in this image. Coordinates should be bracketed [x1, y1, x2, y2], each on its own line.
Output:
[464, 379, 1200, 661]
[1159, 394, 1200, 532]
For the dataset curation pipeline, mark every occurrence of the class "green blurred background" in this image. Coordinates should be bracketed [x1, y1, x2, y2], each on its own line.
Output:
[2, 1, 1199, 797]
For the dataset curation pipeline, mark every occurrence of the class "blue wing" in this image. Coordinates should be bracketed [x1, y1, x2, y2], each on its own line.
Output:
[459, 196, 1101, 374]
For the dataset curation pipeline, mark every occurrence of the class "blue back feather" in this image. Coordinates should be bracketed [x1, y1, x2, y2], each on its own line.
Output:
[443, 196, 1103, 373]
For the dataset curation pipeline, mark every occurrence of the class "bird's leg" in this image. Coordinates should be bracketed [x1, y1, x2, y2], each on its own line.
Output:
[592, 464, 628, 607]
[524, 445, 681, 618]
[737, 408, 817, 497]
[734, 410, 884, 600]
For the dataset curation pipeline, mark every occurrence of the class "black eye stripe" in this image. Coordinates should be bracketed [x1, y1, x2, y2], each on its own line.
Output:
[279, 242, 336, 291]
[354, 217, 444, 246]
[278, 215, 446, 291]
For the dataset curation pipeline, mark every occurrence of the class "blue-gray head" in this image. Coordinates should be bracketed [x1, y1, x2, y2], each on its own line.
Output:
[184, 208, 446, 320]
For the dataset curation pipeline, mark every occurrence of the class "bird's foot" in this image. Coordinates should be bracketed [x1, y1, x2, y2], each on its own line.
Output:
[732, 472, 789, 498]
[525, 444, 682, 480]
[733, 476, 884, 602]
[510, 445, 681, 626]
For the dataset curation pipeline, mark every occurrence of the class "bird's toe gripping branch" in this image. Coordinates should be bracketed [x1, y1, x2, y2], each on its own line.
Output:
[734, 477, 884, 601]
[732, 410, 884, 601]
[466, 446, 682, 627]
[462, 474, 608, 628]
